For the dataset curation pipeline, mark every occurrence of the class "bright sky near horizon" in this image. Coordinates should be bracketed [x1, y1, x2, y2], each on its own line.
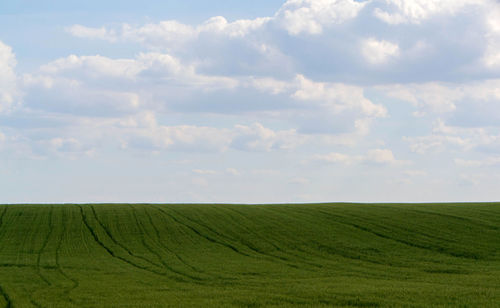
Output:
[1, 0, 500, 203]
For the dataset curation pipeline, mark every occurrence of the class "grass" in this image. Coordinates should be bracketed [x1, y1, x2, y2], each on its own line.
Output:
[0, 203, 499, 307]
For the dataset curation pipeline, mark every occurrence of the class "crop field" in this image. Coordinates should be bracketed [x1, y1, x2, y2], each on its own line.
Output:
[0, 203, 499, 307]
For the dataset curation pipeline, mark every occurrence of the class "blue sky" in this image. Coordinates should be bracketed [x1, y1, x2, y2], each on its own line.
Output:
[1, 0, 500, 203]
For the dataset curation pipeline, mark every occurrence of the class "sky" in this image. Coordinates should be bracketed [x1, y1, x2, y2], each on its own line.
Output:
[1, 0, 500, 203]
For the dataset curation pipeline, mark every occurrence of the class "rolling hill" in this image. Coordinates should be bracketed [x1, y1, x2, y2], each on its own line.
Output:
[0, 203, 499, 307]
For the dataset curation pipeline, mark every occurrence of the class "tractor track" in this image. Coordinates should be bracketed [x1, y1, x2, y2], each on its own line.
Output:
[77, 205, 169, 279]
[152, 206, 252, 258]
[0, 284, 11, 308]
[164, 206, 301, 269]
[36, 207, 53, 286]
[142, 207, 203, 275]
[55, 208, 79, 301]
[129, 206, 203, 282]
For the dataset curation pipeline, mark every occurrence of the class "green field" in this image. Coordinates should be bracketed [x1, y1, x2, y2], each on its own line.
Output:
[0, 203, 499, 307]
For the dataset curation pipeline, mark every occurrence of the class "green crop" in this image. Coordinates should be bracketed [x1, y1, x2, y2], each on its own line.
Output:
[0, 203, 499, 307]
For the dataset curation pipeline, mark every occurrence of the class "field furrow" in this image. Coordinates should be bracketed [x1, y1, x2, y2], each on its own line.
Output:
[89, 206, 164, 269]
[0, 203, 498, 307]
[129, 206, 203, 282]
[78, 205, 167, 277]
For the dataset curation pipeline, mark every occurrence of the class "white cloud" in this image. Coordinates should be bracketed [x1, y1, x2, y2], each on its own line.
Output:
[192, 169, 217, 175]
[23, 53, 239, 116]
[404, 170, 427, 176]
[40, 137, 95, 159]
[378, 82, 462, 114]
[0, 41, 19, 113]
[483, 4, 500, 68]
[63, 0, 500, 85]
[373, 0, 486, 25]
[226, 168, 241, 176]
[126, 124, 234, 152]
[405, 119, 500, 154]
[67, 16, 269, 49]
[455, 157, 500, 167]
[231, 123, 304, 151]
[313, 148, 405, 165]
[361, 38, 400, 65]
[199, 16, 270, 38]
[4, 113, 312, 158]
[111, 116, 308, 153]
[251, 77, 291, 94]
[275, 0, 367, 35]
[23, 75, 143, 116]
[38, 53, 238, 90]
[292, 74, 387, 117]
[313, 152, 354, 164]
[67, 25, 118, 42]
[289, 177, 310, 184]
[364, 148, 397, 164]
[405, 135, 471, 154]
[69, 0, 365, 41]
[40, 54, 143, 79]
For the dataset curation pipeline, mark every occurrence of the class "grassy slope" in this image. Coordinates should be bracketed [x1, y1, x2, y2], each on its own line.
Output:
[0, 203, 499, 307]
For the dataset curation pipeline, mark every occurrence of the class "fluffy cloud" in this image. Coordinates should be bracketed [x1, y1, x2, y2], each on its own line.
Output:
[275, 0, 367, 35]
[313, 148, 405, 165]
[104, 113, 308, 153]
[68, 0, 366, 41]
[231, 123, 303, 151]
[3, 0, 500, 204]
[373, 0, 486, 25]
[192, 169, 217, 175]
[455, 156, 500, 167]
[40, 54, 143, 79]
[483, 5, 500, 68]
[22, 52, 384, 140]
[378, 82, 461, 115]
[404, 119, 500, 154]
[66, 16, 270, 50]
[361, 38, 400, 65]
[378, 79, 500, 117]
[22, 53, 239, 116]
[64, 0, 500, 83]
[312, 152, 354, 164]
[67, 25, 118, 42]
[292, 74, 387, 117]
[0, 41, 18, 113]
[37, 53, 238, 89]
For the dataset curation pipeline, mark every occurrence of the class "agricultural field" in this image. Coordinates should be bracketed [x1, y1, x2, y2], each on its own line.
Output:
[0, 203, 499, 307]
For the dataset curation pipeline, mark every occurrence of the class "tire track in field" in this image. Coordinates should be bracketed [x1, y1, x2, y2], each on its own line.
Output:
[127, 206, 166, 268]
[406, 208, 499, 231]
[335, 208, 461, 244]
[155, 206, 303, 270]
[55, 208, 79, 301]
[316, 209, 480, 259]
[0, 207, 7, 228]
[142, 208, 204, 275]
[30, 298, 43, 308]
[77, 205, 173, 279]
[223, 206, 325, 269]
[35, 206, 53, 286]
[337, 209, 464, 244]
[0, 207, 8, 255]
[129, 206, 203, 282]
[0, 284, 12, 308]
[152, 206, 252, 258]
[89, 206, 163, 269]
[165, 206, 301, 268]
[263, 207, 386, 266]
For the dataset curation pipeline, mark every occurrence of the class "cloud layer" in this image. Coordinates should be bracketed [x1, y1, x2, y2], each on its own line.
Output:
[1, 0, 500, 202]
